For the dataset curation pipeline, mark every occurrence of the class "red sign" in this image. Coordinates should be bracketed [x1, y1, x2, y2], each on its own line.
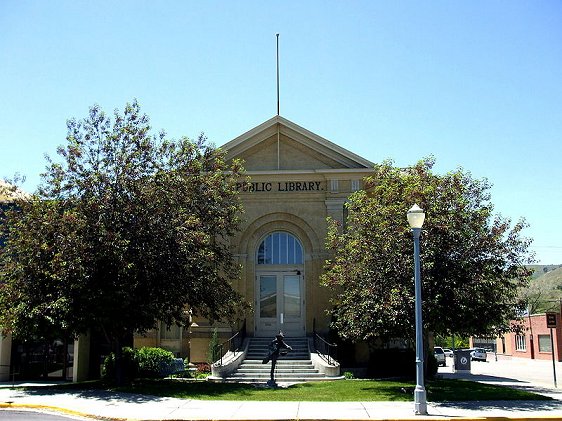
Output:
[546, 312, 557, 328]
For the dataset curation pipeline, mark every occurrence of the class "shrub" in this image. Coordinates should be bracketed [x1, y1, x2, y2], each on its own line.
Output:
[136, 347, 177, 378]
[368, 348, 415, 378]
[102, 346, 183, 380]
[207, 328, 219, 364]
[195, 362, 210, 373]
[102, 347, 138, 380]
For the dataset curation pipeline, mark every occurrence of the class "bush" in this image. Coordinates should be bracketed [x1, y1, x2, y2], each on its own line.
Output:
[102, 347, 138, 380]
[136, 347, 177, 378]
[207, 328, 219, 364]
[368, 348, 415, 378]
[102, 346, 183, 380]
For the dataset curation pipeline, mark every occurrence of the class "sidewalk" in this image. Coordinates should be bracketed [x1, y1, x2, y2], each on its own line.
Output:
[1, 368, 562, 421]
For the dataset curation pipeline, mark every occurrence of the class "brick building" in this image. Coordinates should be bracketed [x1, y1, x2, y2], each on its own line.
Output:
[494, 313, 562, 361]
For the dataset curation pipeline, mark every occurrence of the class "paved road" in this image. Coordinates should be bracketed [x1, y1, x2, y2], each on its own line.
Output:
[438, 353, 562, 399]
[0, 409, 88, 420]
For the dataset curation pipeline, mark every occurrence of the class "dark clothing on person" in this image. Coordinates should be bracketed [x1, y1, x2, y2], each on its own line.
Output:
[262, 334, 292, 382]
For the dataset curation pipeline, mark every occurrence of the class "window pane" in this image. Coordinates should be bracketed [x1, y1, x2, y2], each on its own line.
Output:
[160, 322, 181, 340]
[257, 242, 265, 264]
[272, 232, 281, 264]
[260, 275, 277, 318]
[538, 335, 552, 353]
[256, 232, 303, 265]
[515, 335, 526, 351]
[280, 233, 288, 264]
[266, 234, 273, 264]
[288, 236, 295, 264]
[295, 240, 303, 264]
[284, 275, 301, 317]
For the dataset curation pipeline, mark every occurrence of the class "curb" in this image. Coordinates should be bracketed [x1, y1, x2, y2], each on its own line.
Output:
[2, 403, 562, 421]
[0, 402, 125, 420]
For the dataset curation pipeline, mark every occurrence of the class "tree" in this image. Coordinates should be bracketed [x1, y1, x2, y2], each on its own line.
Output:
[0, 100, 246, 381]
[321, 157, 534, 346]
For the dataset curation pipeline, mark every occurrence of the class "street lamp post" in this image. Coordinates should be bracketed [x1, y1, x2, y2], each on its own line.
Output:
[407, 204, 427, 415]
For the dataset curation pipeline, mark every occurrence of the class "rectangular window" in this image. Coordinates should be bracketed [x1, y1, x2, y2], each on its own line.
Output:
[351, 179, 360, 192]
[283, 275, 301, 317]
[330, 179, 339, 192]
[515, 334, 526, 351]
[259, 275, 277, 318]
[538, 334, 552, 353]
[160, 322, 181, 340]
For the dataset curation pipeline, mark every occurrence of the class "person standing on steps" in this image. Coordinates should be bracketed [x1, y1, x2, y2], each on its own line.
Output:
[262, 331, 292, 385]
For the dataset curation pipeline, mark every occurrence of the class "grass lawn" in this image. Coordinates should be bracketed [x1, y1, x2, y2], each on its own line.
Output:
[54, 378, 551, 402]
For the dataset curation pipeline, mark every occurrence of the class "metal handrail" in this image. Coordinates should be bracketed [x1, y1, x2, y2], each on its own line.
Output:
[213, 319, 246, 366]
[312, 319, 338, 366]
[313, 333, 338, 366]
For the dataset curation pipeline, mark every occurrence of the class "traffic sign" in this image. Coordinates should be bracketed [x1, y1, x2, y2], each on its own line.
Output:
[546, 312, 557, 328]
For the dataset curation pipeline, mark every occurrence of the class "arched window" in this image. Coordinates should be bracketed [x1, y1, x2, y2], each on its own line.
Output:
[257, 232, 303, 265]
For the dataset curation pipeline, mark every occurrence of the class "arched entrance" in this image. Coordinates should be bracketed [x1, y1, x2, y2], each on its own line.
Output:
[255, 231, 305, 337]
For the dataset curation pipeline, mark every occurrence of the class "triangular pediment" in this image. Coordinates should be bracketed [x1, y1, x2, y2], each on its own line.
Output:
[221, 116, 373, 171]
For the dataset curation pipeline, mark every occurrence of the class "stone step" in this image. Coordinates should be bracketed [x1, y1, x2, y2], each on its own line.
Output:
[227, 373, 326, 380]
[247, 345, 309, 350]
[236, 367, 318, 375]
[246, 354, 310, 359]
[221, 337, 335, 383]
[240, 361, 314, 370]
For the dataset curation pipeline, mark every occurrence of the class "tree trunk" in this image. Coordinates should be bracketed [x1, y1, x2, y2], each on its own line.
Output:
[114, 338, 124, 385]
[42, 340, 49, 378]
[62, 337, 68, 380]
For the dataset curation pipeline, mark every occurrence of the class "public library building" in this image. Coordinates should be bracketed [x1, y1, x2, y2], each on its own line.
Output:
[133, 115, 375, 364]
[0, 116, 375, 381]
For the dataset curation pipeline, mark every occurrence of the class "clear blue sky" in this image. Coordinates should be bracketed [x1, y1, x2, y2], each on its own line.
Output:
[1, 1, 561, 264]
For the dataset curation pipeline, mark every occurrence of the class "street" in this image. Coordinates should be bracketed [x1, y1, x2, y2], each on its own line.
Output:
[438, 353, 562, 398]
[0, 409, 89, 420]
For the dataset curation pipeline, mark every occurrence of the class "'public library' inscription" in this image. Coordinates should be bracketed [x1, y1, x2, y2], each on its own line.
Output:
[236, 181, 323, 193]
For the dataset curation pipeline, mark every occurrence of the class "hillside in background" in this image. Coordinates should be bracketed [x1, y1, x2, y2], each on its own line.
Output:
[523, 266, 562, 313]
[528, 264, 562, 279]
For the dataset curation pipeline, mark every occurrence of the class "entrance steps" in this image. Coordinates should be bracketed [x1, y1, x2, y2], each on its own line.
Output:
[214, 337, 342, 383]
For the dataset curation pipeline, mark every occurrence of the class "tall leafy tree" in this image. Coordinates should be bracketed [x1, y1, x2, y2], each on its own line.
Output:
[321, 158, 533, 345]
[0, 101, 246, 378]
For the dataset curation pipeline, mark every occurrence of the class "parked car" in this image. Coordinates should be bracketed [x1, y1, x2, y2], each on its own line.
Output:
[470, 348, 487, 362]
[443, 348, 454, 358]
[433, 346, 446, 366]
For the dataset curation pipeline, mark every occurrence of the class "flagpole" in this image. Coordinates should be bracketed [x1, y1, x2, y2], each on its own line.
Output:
[276, 33, 280, 116]
[276, 33, 280, 170]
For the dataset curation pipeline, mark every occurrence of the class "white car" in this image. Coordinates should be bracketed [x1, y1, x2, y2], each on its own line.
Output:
[433, 346, 446, 366]
[470, 348, 487, 362]
[443, 348, 454, 358]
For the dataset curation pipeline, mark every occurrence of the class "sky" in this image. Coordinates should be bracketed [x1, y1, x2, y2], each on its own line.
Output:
[1, 1, 561, 264]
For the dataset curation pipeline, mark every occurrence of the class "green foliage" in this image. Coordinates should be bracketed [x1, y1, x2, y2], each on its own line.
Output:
[0, 101, 247, 357]
[102, 347, 138, 381]
[434, 335, 469, 349]
[102, 347, 182, 380]
[344, 371, 355, 379]
[135, 347, 176, 378]
[207, 327, 219, 364]
[321, 158, 534, 344]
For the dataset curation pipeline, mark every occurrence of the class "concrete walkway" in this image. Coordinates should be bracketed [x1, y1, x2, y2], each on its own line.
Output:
[1, 356, 562, 420]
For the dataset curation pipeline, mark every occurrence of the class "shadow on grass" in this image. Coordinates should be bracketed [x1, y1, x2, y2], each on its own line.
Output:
[15, 377, 554, 403]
